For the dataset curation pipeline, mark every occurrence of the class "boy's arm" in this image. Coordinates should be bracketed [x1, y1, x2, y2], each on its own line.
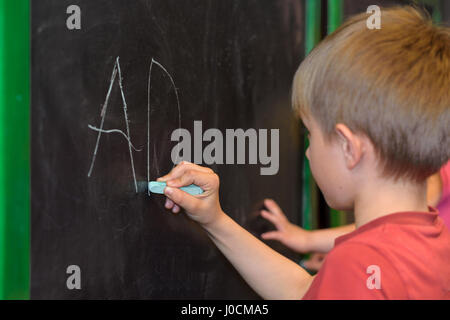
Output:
[159, 162, 314, 300]
[261, 199, 355, 253]
[307, 224, 356, 253]
[205, 212, 314, 299]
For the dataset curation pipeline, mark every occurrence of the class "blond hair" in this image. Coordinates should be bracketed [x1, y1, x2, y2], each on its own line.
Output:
[293, 6, 450, 182]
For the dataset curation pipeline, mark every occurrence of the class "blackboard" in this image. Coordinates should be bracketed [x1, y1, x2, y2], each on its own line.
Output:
[31, 0, 304, 299]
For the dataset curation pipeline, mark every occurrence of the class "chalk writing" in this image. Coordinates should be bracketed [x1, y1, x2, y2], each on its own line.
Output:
[88, 56, 182, 196]
[87, 125, 141, 152]
[87, 57, 139, 193]
[147, 58, 182, 195]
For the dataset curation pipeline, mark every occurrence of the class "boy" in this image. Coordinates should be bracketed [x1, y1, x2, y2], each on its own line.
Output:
[259, 160, 450, 271]
[157, 6, 450, 299]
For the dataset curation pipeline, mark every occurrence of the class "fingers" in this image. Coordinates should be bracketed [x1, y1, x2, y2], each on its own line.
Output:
[167, 170, 219, 194]
[264, 199, 285, 217]
[164, 198, 180, 214]
[261, 231, 282, 241]
[158, 161, 218, 193]
[260, 209, 282, 229]
[303, 253, 326, 272]
[165, 198, 174, 209]
[158, 161, 213, 182]
[164, 185, 202, 214]
[310, 252, 326, 262]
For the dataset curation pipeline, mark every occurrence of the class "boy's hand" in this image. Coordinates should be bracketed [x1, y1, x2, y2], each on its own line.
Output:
[157, 161, 223, 227]
[302, 252, 326, 272]
[260, 199, 312, 253]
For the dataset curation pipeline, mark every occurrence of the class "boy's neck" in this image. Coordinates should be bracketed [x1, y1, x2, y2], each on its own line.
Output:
[353, 177, 429, 228]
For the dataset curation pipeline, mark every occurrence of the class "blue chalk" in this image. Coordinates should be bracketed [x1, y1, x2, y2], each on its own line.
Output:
[148, 181, 204, 196]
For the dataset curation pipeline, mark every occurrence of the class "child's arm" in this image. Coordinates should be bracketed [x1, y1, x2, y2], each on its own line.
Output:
[158, 162, 314, 300]
[306, 224, 355, 252]
[261, 199, 355, 253]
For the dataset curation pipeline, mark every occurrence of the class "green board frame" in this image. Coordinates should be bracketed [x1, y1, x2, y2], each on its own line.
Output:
[0, 0, 30, 299]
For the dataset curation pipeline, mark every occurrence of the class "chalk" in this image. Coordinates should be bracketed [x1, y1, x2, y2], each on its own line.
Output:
[148, 181, 203, 196]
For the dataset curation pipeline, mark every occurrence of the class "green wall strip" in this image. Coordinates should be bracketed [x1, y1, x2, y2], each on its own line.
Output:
[0, 0, 30, 299]
[327, 0, 347, 228]
[416, 0, 443, 23]
[305, 0, 322, 54]
[303, 0, 346, 230]
[302, 0, 322, 230]
[328, 0, 343, 33]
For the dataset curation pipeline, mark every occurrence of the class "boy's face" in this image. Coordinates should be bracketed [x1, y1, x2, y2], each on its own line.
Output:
[302, 114, 355, 211]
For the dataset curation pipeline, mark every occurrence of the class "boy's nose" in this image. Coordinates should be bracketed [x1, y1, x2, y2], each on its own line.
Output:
[305, 147, 310, 160]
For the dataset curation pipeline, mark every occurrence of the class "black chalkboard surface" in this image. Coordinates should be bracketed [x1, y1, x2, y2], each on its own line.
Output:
[31, 0, 304, 299]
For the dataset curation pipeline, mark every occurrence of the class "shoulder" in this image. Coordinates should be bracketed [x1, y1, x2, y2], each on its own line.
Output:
[302, 241, 408, 300]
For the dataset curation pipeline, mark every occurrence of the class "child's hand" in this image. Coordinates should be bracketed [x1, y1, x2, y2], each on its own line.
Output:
[260, 199, 312, 253]
[301, 252, 327, 272]
[157, 161, 224, 227]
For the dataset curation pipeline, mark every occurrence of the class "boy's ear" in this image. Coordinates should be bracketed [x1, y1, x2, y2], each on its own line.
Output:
[335, 124, 364, 170]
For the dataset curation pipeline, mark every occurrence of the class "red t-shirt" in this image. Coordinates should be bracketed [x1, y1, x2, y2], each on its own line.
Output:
[303, 209, 450, 300]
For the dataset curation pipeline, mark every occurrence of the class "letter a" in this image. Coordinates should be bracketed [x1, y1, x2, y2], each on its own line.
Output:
[171, 129, 192, 164]
[66, 265, 81, 290]
[66, 5, 81, 30]
[366, 5, 381, 30]
[87, 57, 139, 193]
[366, 265, 381, 289]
